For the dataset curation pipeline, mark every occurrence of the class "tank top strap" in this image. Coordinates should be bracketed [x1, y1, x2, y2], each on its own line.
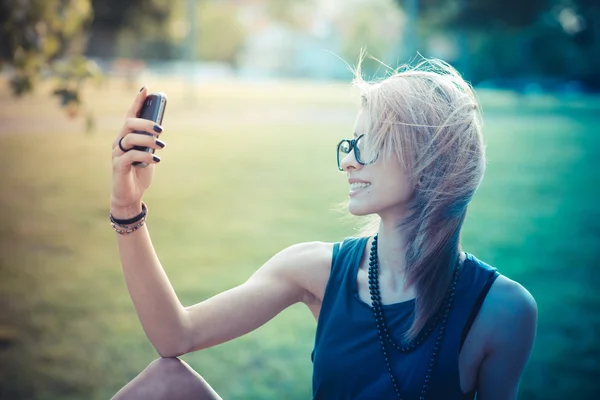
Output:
[430, 252, 500, 398]
[331, 236, 369, 289]
[322, 236, 369, 310]
[311, 236, 369, 362]
[453, 253, 500, 352]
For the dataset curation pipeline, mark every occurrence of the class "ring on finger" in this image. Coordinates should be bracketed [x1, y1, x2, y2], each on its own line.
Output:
[118, 137, 132, 153]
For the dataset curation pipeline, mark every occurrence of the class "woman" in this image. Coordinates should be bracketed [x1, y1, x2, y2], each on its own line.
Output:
[109, 58, 537, 400]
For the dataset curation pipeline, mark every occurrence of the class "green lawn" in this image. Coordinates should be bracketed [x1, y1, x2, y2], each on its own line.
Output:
[0, 79, 599, 399]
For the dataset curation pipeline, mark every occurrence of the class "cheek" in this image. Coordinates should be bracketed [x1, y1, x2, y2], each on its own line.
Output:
[378, 178, 413, 203]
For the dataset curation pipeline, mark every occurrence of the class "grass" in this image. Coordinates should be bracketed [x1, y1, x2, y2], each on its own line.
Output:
[0, 77, 599, 399]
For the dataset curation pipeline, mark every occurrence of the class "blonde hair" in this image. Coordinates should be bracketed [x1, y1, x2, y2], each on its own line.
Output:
[352, 54, 486, 341]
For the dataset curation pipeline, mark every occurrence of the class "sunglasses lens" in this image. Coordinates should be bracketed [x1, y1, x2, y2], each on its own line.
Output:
[356, 135, 379, 165]
[337, 141, 351, 170]
[355, 136, 365, 164]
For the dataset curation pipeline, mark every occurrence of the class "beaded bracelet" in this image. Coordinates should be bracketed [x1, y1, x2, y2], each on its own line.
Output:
[111, 219, 146, 235]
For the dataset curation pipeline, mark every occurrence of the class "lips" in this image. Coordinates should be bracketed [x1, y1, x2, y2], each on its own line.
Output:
[348, 178, 370, 184]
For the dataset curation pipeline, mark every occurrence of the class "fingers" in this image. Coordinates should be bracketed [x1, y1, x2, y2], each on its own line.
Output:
[113, 149, 161, 172]
[124, 117, 164, 137]
[113, 117, 164, 150]
[112, 86, 165, 172]
[113, 132, 166, 156]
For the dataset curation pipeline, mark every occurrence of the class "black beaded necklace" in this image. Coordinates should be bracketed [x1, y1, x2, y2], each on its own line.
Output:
[367, 235, 461, 400]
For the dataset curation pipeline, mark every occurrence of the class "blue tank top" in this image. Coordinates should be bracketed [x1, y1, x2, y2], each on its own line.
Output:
[311, 237, 499, 400]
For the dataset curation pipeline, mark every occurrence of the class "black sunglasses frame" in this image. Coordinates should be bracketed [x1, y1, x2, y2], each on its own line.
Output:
[337, 134, 376, 171]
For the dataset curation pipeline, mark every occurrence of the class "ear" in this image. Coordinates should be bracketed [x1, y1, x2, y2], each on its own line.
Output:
[412, 175, 424, 193]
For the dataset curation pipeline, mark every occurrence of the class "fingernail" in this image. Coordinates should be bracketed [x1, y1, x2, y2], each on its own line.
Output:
[139, 86, 145, 92]
[153, 124, 163, 133]
[153, 155, 161, 163]
[155, 139, 166, 148]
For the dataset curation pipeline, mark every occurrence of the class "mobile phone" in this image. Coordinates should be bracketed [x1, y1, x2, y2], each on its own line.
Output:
[132, 92, 168, 167]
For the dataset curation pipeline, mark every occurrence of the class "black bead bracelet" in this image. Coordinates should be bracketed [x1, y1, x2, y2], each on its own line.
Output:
[110, 202, 147, 226]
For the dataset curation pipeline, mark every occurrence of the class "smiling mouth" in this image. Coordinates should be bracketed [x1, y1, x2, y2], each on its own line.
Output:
[349, 182, 371, 191]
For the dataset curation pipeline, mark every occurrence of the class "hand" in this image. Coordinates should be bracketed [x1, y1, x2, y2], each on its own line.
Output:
[110, 86, 166, 218]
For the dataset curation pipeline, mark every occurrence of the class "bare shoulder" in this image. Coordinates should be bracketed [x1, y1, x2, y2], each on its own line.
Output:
[479, 274, 538, 351]
[254, 241, 335, 305]
[274, 241, 334, 265]
[470, 274, 538, 396]
[182, 241, 336, 353]
[262, 241, 334, 275]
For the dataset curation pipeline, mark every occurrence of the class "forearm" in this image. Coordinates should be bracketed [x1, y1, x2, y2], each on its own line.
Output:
[115, 217, 189, 357]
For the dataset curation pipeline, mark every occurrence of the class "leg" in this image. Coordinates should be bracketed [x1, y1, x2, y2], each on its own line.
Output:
[111, 358, 223, 400]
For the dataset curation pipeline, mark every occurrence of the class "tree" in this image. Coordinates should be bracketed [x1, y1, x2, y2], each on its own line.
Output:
[0, 0, 177, 130]
[393, 0, 548, 29]
[0, 0, 100, 124]
[87, 0, 174, 59]
[393, 0, 600, 87]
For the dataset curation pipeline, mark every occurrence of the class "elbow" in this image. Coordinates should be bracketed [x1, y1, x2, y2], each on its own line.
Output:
[154, 312, 192, 359]
[154, 335, 190, 359]
[156, 347, 186, 359]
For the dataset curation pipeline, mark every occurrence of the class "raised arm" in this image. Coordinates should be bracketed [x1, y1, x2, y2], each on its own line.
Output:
[182, 241, 333, 354]
[116, 221, 331, 358]
[111, 88, 332, 359]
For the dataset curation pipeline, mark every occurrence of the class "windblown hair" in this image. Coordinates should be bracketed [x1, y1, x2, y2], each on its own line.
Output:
[352, 54, 486, 342]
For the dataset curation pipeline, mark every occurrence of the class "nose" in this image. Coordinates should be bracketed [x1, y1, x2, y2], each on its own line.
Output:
[340, 148, 362, 171]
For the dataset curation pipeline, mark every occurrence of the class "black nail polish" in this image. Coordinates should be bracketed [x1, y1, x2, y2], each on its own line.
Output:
[155, 139, 165, 148]
[153, 155, 161, 163]
[139, 86, 145, 92]
[153, 124, 163, 133]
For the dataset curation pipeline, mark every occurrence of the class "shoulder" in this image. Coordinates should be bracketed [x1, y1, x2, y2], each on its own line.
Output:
[485, 275, 538, 328]
[469, 272, 538, 395]
[479, 274, 538, 352]
[253, 241, 336, 304]
[267, 241, 335, 271]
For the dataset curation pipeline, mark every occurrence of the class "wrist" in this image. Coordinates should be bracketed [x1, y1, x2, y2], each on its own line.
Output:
[110, 202, 143, 220]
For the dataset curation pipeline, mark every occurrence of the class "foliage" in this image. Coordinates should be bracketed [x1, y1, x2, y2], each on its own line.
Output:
[0, 0, 176, 130]
[393, 0, 600, 87]
[88, 0, 174, 59]
[0, 0, 101, 125]
[411, 0, 548, 28]
[90, 0, 171, 32]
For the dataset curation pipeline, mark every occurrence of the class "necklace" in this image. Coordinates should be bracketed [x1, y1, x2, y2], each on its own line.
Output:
[368, 234, 461, 400]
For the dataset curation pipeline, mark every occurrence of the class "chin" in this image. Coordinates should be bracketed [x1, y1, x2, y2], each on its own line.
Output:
[349, 197, 410, 220]
[347, 200, 376, 217]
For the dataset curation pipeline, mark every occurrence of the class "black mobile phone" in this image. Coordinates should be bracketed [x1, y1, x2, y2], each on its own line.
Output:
[132, 92, 168, 167]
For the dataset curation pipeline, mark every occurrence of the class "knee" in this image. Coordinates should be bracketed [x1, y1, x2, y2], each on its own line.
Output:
[146, 357, 188, 376]
[143, 358, 221, 399]
[145, 357, 211, 388]
[112, 357, 221, 400]
[127, 357, 198, 390]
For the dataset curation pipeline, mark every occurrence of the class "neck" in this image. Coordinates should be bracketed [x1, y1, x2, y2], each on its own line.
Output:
[376, 218, 410, 283]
